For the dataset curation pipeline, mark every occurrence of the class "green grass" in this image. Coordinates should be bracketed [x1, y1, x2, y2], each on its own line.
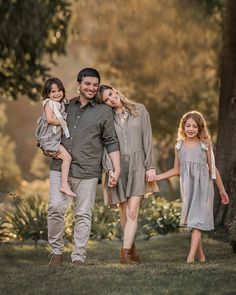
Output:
[1, 233, 236, 295]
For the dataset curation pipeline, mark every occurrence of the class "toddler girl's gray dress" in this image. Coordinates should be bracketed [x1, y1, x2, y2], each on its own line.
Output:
[176, 141, 216, 231]
[35, 99, 70, 153]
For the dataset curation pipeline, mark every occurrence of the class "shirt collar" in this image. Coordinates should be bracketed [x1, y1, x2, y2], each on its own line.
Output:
[74, 96, 96, 107]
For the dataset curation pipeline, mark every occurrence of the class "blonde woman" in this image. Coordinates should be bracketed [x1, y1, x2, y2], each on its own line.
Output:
[156, 111, 229, 263]
[97, 85, 158, 264]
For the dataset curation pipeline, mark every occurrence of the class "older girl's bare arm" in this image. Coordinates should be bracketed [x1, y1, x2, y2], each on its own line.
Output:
[44, 103, 61, 126]
[156, 149, 180, 181]
[206, 149, 229, 205]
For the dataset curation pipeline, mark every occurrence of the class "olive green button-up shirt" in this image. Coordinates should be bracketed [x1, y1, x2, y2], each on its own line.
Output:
[50, 97, 119, 183]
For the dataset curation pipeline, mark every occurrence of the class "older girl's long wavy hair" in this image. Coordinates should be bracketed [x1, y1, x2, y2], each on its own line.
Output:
[97, 85, 139, 117]
[177, 111, 212, 145]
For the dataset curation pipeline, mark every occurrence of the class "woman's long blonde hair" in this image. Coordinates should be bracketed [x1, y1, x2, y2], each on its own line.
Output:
[97, 85, 139, 117]
[177, 111, 212, 145]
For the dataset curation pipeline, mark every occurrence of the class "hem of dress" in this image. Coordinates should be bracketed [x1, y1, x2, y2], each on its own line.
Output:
[179, 224, 214, 231]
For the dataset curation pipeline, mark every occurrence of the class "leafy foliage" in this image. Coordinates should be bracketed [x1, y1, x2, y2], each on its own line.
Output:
[70, 0, 222, 152]
[90, 203, 121, 240]
[0, 216, 9, 242]
[0, 103, 20, 191]
[0, 0, 71, 100]
[30, 149, 50, 180]
[2, 195, 48, 243]
[139, 197, 181, 236]
[1, 195, 181, 243]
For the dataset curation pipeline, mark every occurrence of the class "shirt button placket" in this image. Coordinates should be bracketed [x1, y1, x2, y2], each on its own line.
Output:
[123, 129, 128, 153]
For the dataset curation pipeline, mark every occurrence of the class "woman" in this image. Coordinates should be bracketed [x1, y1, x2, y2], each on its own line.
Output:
[97, 85, 158, 264]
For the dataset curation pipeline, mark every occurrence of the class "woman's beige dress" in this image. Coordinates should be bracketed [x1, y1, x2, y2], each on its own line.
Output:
[103, 103, 158, 207]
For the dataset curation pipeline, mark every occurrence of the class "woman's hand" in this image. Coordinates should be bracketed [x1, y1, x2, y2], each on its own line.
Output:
[220, 190, 230, 205]
[145, 169, 156, 182]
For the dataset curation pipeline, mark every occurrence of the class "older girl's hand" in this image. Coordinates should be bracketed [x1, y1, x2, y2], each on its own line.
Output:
[220, 190, 229, 205]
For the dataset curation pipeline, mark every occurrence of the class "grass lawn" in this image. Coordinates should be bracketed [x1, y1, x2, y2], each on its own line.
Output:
[0, 233, 236, 295]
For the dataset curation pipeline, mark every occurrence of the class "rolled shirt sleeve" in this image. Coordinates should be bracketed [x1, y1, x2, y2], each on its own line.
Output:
[102, 107, 119, 154]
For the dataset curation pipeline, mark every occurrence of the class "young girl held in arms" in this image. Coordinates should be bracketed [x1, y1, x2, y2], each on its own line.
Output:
[36, 78, 76, 197]
[156, 111, 229, 263]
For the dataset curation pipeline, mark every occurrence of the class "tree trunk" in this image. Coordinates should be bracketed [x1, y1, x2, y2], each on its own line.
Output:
[215, 0, 236, 227]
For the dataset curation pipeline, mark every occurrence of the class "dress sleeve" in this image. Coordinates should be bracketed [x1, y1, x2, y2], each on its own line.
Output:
[141, 104, 156, 170]
[175, 140, 183, 150]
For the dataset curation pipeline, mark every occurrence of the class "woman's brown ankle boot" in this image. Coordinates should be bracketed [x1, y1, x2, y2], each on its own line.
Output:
[120, 248, 136, 264]
[130, 243, 141, 263]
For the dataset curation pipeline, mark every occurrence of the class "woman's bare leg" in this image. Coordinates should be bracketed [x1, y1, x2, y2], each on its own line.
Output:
[57, 144, 76, 197]
[123, 196, 141, 249]
[120, 201, 127, 231]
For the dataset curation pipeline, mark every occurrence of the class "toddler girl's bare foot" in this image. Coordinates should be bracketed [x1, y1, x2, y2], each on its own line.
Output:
[60, 185, 76, 197]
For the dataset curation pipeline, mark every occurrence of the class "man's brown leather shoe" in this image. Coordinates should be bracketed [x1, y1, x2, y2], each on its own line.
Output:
[48, 254, 63, 268]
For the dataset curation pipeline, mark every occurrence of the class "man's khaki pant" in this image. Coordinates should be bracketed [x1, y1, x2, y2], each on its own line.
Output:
[48, 170, 98, 263]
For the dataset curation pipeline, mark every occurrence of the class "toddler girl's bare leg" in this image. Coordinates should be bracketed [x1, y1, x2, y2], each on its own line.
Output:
[57, 145, 76, 197]
[187, 229, 202, 263]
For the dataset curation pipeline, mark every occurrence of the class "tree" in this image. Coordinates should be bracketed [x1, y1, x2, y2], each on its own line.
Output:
[0, 0, 71, 101]
[215, 0, 236, 227]
[70, 0, 222, 153]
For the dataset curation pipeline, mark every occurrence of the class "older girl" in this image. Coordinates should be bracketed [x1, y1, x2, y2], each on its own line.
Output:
[156, 111, 229, 263]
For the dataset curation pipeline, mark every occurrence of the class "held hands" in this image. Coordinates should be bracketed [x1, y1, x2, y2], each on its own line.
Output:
[145, 169, 156, 182]
[220, 190, 230, 205]
[108, 170, 120, 188]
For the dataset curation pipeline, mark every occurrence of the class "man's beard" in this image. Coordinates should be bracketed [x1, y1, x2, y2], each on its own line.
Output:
[80, 90, 96, 100]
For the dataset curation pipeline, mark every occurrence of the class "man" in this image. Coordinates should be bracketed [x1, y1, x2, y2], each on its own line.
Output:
[48, 68, 120, 266]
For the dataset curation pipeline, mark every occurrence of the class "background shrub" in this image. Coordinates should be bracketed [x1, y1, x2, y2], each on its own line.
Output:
[139, 197, 181, 237]
[1, 195, 47, 246]
[0, 195, 181, 244]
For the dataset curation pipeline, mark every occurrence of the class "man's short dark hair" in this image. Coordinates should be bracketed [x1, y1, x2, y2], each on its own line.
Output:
[77, 68, 101, 84]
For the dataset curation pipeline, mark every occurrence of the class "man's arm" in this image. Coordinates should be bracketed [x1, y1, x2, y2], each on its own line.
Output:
[108, 151, 121, 187]
[101, 107, 120, 187]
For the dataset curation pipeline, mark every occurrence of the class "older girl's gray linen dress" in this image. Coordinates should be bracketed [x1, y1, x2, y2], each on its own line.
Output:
[103, 103, 158, 206]
[35, 99, 69, 153]
[176, 141, 215, 231]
